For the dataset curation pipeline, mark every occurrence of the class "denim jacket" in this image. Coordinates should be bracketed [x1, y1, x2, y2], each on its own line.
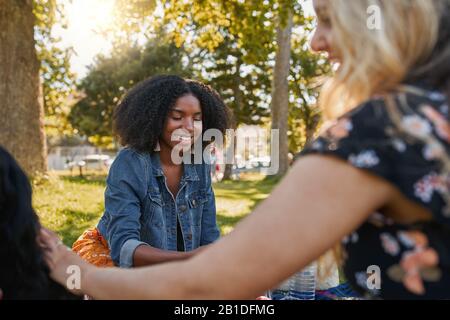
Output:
[97, 147, 220, 267]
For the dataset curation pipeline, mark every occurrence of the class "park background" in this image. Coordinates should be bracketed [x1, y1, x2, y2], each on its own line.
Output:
[0, 0, 333, 248]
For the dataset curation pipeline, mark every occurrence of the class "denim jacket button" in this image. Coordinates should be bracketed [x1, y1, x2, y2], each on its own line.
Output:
[179, 205, 187, 212]
[187, 234, 192, 240]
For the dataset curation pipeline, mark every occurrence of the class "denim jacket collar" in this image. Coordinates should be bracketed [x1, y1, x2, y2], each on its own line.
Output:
[150, 152, 164, 177]
[150, 152, 199, 182]
[183, 160, 200, 181]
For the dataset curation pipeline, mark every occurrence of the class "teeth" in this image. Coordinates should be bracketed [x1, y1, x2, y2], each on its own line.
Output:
[176, 136, 192, 141]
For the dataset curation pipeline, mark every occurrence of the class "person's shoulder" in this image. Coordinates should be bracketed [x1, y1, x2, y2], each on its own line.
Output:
[346, 96, 391, 126]
[107, 147, 149, 194]
[197, 160, 211, 174]
[346, 85, 448, 133]
[114, 147, 146, 162]
[317, 97, 392, 144]
[192, 159, 212, 185]
[110, 147, 149, 173]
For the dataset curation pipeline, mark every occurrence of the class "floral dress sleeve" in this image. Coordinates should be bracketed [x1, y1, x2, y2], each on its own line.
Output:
[301, 99, 395, 180]
[299, 92, 450, 299]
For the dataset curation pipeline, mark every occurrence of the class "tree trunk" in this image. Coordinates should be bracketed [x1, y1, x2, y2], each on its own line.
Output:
[221, 138, 234, 180]
[305, 113, 321, 147]
[0, 0, 47, 175]
[222, 62, 242, 181]
[271, 10, 293, 177]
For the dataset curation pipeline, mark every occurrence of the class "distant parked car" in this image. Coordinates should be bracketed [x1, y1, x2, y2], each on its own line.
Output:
[66, 154, 113, 172]
[83, 154, 111, 170]
[248, 156, 271, 168]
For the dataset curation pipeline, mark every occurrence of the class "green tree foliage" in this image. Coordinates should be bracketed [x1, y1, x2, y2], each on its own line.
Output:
[162, 1, 329, 150]
[97, 0, 158, 49]
[33, 0, 76, 138]
[288, 17, 331, 154]
[69, 0, 331, 156]
[193, 35, 271, 127]
[162, 0, 278, 127]
[163, 0, 276, 61]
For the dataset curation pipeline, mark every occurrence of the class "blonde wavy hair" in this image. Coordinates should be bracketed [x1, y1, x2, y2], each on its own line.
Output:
[320, 0, 444, 119]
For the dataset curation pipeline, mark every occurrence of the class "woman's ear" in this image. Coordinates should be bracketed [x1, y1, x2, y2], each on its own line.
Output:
[0, 288, 3, 300]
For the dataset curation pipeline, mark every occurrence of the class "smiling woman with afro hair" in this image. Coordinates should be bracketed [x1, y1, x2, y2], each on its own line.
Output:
[113, 75, 231, 153]
[71, 75, 232, 269]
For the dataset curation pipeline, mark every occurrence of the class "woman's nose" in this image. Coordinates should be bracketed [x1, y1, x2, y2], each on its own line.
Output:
[183, 118, 194, 133]
[310, 29, 327, 53]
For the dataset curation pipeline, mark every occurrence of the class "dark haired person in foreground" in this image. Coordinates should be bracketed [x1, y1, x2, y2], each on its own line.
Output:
[71, 75, 231, 268]
[0, 147, 79, 300]
[42, 0, 450, 299]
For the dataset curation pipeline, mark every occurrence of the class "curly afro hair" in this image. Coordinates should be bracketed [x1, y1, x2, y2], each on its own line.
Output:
[113, 75, 232, 153]
[0, 146, 80, 299]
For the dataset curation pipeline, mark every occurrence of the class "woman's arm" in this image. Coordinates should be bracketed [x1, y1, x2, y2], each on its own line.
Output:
[101, 150, 147, 267]
[42, 155, 395, 299]
[133, 245, 201, 267]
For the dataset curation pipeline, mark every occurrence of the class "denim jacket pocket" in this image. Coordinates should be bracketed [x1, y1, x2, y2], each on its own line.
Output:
[141, 192, 163, 224]
[188, 190, 208, 226]
[148, 191, 163, 206]
[141, 192, 165, 248]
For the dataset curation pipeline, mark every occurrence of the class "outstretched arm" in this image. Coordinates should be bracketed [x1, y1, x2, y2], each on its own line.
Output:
[41, 155, 394, 299]
[132, 245, 200, 267]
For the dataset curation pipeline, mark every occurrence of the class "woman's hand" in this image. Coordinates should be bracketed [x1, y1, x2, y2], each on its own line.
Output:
[38, 227, 87, 296]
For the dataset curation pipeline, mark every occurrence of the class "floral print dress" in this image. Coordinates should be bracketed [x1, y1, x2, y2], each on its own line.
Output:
[301, 83, 450, 299]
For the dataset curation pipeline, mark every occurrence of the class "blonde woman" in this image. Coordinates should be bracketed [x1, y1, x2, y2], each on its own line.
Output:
[41, 0, 450, 299]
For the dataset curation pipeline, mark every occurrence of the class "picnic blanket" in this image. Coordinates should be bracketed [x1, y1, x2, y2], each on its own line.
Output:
[315, 282, 361, 300]
[269, 282, 361, 300]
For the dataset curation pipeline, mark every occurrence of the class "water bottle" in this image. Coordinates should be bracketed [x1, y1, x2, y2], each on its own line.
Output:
[271, 262, 317, 300]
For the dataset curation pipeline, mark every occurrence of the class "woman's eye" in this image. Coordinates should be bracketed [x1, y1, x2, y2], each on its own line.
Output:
[172, 117, 182, 121]
[194, 118, 202, 122]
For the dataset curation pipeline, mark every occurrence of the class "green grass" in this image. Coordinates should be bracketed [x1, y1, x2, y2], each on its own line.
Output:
[214, 174, 280, 235]
[33, 172, 280, 246]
